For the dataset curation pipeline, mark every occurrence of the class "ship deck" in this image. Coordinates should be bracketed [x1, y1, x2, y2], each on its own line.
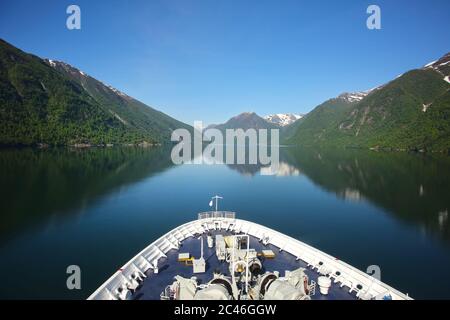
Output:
[131, 230, 357, 300]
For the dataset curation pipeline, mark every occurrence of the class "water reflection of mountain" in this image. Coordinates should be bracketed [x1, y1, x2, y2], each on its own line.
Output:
[281, 147, 450, 242]
[198, 144, 300, 177]
[0, 147, 174, 241]
[226, 162, 301, 177]
[226, 164, 262, 176]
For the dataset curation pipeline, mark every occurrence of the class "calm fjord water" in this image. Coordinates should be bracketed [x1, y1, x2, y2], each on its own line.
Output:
[0, 147, 449, 299]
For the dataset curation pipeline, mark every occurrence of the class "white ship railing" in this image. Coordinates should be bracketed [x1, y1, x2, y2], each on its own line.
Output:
[198, 211, 236, 220]
[88, 215, 412, 300]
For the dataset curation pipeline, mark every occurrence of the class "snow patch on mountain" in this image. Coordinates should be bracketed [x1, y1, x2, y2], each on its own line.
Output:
[264, 113, 303, 126]
[45, 59, 89, 77]
[338, 91, 369, 103]
[422, 103, 432, 113]
[423, 53, 450, 80]
[424, 60, 438, 68]
[106, 85, 129, 98]
[45, 58, 131, 99]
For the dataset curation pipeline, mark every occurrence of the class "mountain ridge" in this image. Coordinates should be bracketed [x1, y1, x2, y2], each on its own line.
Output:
[0, 38, 191, 147]
[43, 58, 192, 144]
[285, 52, 450, 151]
[207, 112, 279, 132]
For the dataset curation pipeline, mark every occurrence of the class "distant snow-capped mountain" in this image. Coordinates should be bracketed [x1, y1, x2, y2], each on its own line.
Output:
[208, 112, 278, 131]
[264, 113, 303, 127]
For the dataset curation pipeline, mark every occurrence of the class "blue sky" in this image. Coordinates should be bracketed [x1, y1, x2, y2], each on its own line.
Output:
[0, 0, 449, 125]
